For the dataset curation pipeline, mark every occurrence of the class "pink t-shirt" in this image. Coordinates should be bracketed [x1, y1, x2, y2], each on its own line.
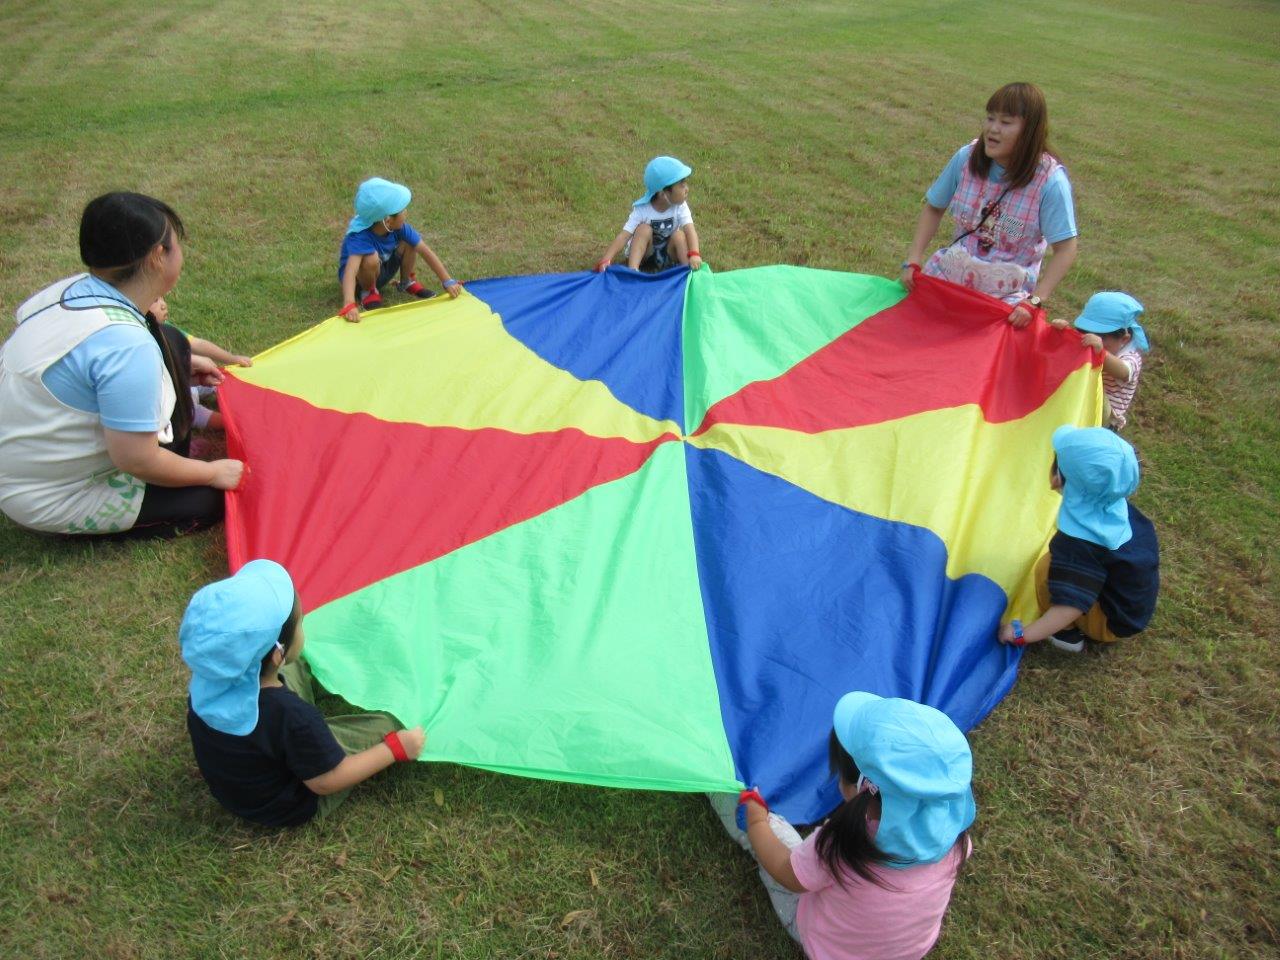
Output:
[790, 824, 969, 960]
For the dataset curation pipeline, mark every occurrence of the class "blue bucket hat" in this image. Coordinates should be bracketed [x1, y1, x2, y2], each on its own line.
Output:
[1073, 292, 1149, 351]
[347, 177, 413, 234]
[634, 156, 693, 206]
[179, 560, 297, 735]
[833, 692, 976, 867]
[1052, 425, 1140, 550]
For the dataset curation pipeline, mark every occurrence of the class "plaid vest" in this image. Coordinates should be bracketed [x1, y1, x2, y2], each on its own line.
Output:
[946, 141, 1061, 288]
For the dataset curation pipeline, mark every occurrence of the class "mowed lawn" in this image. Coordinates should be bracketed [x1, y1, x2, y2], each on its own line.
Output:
[1, 1, 1277, 957]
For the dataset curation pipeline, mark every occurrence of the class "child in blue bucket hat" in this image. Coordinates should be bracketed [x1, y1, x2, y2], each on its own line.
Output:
[1000, 425, 1160, 653]
[337, 177, 463, 323]
[180, 559, 426, 826]
[710, 693, 974, 960]
[594, 156, 704, 273]
[1051, 292, 1150, 430]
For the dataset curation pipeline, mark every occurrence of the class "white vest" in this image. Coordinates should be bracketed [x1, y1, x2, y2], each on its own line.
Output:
[0, 275, 176, 533]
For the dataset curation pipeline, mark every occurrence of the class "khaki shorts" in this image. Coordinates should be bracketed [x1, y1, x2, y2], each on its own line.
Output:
[1034, 552, 1122, 643]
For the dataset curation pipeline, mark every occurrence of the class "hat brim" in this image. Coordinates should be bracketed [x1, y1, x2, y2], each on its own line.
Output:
[1074, 315, 1128, 334]
[381, 184, 412, 217]
[832, 691, 882, 755]
[667, 161, 694, 185]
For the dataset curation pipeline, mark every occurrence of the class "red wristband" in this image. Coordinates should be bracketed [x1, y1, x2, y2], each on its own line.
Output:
[383, 730, 409, 762]
[339, 301, 358, 317]
[738, 787, 768, 812]
[1010, 619, 1027, 647]
[688, 250, 701, 257]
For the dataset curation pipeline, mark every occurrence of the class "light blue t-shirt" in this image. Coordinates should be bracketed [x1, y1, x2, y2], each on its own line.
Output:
[40, 276, 165, 433]
[925, 144, 1078, 244]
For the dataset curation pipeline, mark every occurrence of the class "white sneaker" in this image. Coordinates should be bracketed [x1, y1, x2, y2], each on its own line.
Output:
[1049, 630, 1086, 653]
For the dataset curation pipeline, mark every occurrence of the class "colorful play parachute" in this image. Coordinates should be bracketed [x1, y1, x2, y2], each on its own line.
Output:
[221, 266, 1101, 824]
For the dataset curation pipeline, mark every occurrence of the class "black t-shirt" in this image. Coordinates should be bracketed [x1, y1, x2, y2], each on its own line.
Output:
[1047, 502, 1159, 637]
[187, 680, 346, 827]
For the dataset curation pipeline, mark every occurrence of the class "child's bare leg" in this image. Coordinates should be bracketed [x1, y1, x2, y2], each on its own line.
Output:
[356, 254, 382, 294]
[669, 226, 690, 265]
[627, 224, 653, 269]
[397, 241, 417, 283]
[706, 794, 803, 943]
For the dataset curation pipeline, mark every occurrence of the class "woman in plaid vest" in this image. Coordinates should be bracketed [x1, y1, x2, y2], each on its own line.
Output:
[901, 83, 1079, 328]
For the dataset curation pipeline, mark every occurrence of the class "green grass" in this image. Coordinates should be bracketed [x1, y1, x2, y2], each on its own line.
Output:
[2, 0, 1278, 957]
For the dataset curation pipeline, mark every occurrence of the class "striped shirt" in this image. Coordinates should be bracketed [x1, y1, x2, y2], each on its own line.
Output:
[1105, 350, 1143, 430]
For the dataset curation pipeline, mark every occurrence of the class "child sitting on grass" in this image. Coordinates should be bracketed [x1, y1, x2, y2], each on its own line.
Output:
[180, 559, 425, 827]
[1050, 292, 1149, 430]
[338, 177, 462, 323]
[710, 692, 974, 960]
[1000, 425, 1160, 653]
[147, 296, 249, 432]
[595, 156, 703, 273]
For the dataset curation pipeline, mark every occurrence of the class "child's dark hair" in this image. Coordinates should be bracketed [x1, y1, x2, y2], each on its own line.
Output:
[816, 729, 903, 888]
[261, 595, 302, 674]
[816, 730, 969, 887]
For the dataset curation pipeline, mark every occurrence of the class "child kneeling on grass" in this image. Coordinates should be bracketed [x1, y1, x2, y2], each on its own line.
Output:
[999, 425, 1160, 653]
[180, 559, 425, 827]
[338, 177, 462, 323]
[710, 692, 974, 960]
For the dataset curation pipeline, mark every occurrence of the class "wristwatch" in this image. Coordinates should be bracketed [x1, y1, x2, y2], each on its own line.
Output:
[1024, 296, 1043, 309]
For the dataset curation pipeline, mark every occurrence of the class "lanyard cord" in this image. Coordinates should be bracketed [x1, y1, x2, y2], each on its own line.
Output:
[947, 182, 1013, 249]
[17, 289, 147, 327]
[12, 282, 193, 440]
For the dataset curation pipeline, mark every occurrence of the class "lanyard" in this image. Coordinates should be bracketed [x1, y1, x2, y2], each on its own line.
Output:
[948, 183, 1012, 249]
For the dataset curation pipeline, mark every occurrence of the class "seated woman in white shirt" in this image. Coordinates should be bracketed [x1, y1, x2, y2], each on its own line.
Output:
[0, 192, 243, 537]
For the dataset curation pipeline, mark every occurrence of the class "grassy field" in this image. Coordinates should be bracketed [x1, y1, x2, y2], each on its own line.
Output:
[1, 1, 1278, 957]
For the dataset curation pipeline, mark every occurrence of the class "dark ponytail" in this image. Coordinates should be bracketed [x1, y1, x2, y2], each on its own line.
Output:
[816, 729, 905, 888]
[82, 193, 193, 443]
[144, 310, 194, 445]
